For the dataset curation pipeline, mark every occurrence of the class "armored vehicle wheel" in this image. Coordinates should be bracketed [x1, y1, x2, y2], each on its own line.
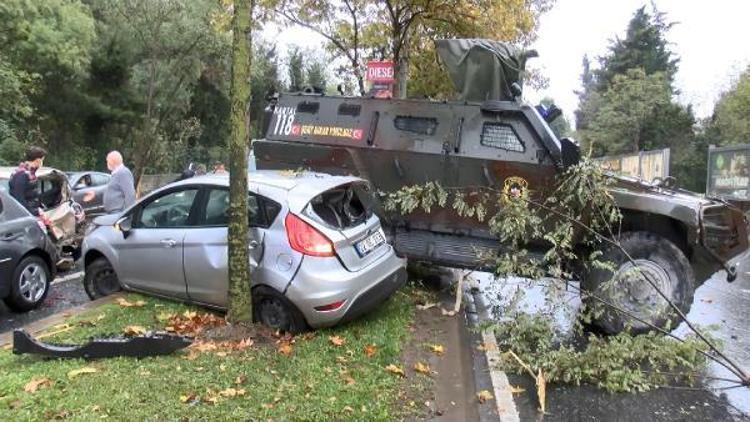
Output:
[582, 231, 694, 334]
[84, 257, 122, 300]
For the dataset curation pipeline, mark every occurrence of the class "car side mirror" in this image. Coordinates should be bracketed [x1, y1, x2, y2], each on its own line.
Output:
[115, 215, 133, 238]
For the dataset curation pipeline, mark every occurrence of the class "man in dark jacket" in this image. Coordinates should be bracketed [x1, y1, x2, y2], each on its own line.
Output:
[9, 146, 47, 215]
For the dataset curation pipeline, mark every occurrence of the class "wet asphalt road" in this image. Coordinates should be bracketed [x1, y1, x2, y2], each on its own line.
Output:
[0, 270, 89, 335]
[474, 270, 750, 422]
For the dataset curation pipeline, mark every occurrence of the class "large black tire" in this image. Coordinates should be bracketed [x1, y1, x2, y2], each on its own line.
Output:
[581, 231, 694, 334]
[252, 286, 309, 334]
[4, 255, 51, 312]
[84, 257, 121, 300]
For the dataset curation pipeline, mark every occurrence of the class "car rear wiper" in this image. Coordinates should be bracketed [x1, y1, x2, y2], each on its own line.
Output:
[13, 329, 193, 359]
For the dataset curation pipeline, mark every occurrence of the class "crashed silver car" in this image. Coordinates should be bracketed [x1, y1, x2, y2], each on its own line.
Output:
[0, 166, 84, 268]
[81, 171, 407, 332]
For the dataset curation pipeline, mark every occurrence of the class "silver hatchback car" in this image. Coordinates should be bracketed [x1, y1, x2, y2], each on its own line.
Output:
[81, 171, 406, 332]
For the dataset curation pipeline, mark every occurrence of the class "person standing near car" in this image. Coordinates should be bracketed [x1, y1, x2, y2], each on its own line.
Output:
[99, 151, 136, 214]
[9, 146, 47, 216]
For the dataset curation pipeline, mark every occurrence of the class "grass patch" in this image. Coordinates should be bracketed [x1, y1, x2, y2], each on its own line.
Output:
[0, 288, 429, 420]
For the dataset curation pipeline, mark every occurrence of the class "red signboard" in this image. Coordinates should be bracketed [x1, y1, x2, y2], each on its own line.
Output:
[366, 61, 395, 83]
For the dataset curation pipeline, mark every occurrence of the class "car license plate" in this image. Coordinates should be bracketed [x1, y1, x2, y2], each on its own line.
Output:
[355, 230, 385, 256]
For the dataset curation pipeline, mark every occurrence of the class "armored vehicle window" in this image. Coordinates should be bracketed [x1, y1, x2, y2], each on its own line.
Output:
[480, 123, 524, 152]
[394, 116, 438, 136]
[296, 101, 320, 114]
[338, 103, 361, 116]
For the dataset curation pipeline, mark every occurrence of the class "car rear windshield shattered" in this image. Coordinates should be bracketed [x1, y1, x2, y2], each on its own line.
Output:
[309, 183, 374, 229]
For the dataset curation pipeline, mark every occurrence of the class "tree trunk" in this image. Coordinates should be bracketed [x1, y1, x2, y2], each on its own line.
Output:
[391, 18, 408, 99]
[226, 0, 252, 323]
[393, 56, 408, 99]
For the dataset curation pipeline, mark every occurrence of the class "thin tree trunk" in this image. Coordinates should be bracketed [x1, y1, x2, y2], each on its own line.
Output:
[392, 31, 408, 99]
[227, 0, 252, 323]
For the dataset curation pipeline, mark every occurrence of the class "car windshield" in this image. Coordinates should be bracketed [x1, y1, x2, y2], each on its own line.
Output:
[0, 178, 8, 193]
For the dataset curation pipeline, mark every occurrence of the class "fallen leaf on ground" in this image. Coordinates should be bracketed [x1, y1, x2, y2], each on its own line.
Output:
[343, 405, 354, 413]
[509, 385, 526, 394]
[190, 341, 218, 352]
[477, 390, 494, 403]
[203, 393, 219, 405]
[67, 367, 98, 379]
[165, 312, 226, 335]
[278, 342, 293, 355]
[329, 335, 345, 346]
[416, 302, 437, 311]
[441, 308, 456, 317]
[477, 342, 496, 352]
[116, 297, 146, 307]
[342, 375, 356, 385]
[218, 387, 246, 397]
[235, 375, 247, 385]
[156, 312, 175, 322]
[180, 393, 197, 404]
[414, 362, 431, 375]
[24, 378, 53, 393]
[122, 325, 146, 336]
[363, 343, 377, 357]
[429, 344, 445, 355]
[385, 364, 405, 377]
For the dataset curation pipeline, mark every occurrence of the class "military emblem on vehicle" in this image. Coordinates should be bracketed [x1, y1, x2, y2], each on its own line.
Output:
[502, 176, 528, 203]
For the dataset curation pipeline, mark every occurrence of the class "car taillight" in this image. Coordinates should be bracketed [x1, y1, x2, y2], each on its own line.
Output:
[314, 300, 346, 311]
[285, 213, 335, 257]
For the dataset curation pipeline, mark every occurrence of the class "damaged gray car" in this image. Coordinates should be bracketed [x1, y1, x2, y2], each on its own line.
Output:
[81, 171, 407, 333]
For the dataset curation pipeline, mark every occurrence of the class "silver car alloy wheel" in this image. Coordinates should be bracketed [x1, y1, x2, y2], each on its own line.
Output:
[19, 262, 47, 303]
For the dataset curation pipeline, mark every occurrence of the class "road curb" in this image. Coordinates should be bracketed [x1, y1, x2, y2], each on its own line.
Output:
[0, 293, 123, 348]
[464, 282, 520, 422]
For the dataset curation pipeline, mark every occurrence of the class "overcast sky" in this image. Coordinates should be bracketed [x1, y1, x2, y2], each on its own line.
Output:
[263, 1, 750, 127]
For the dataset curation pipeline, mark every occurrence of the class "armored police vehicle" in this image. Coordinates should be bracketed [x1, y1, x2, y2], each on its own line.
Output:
[253, 39, 748, 333]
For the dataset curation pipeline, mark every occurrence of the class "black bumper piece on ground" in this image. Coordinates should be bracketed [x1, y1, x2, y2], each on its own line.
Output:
[339, 267, 408, 324]
[12, 329, 193, 359]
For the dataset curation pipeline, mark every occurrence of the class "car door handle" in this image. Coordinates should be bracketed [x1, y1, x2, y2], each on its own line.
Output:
[248, 240, 259, 250]
[1, 233, 21, 241]
[160, 239, 178, 248]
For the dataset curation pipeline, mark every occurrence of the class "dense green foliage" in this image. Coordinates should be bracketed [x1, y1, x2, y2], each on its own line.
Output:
[494, 313, 709, 392]
[712, 68, 750, 146]
[0, 0, 293, 182]
[574, 6, 704, 191]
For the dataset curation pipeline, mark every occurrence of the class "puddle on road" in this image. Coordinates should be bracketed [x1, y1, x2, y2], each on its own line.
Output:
[673, 271, 750, 415]
[470, 270, 750, 416]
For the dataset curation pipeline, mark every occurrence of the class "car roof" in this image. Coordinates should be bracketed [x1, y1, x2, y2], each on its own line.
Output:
[173, 170, 361, 191]
[0, 189, 32, 219]
[0, 166, 63, 180]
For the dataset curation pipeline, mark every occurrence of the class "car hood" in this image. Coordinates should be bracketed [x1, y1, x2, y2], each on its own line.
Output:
[92, 214, 121, 226]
